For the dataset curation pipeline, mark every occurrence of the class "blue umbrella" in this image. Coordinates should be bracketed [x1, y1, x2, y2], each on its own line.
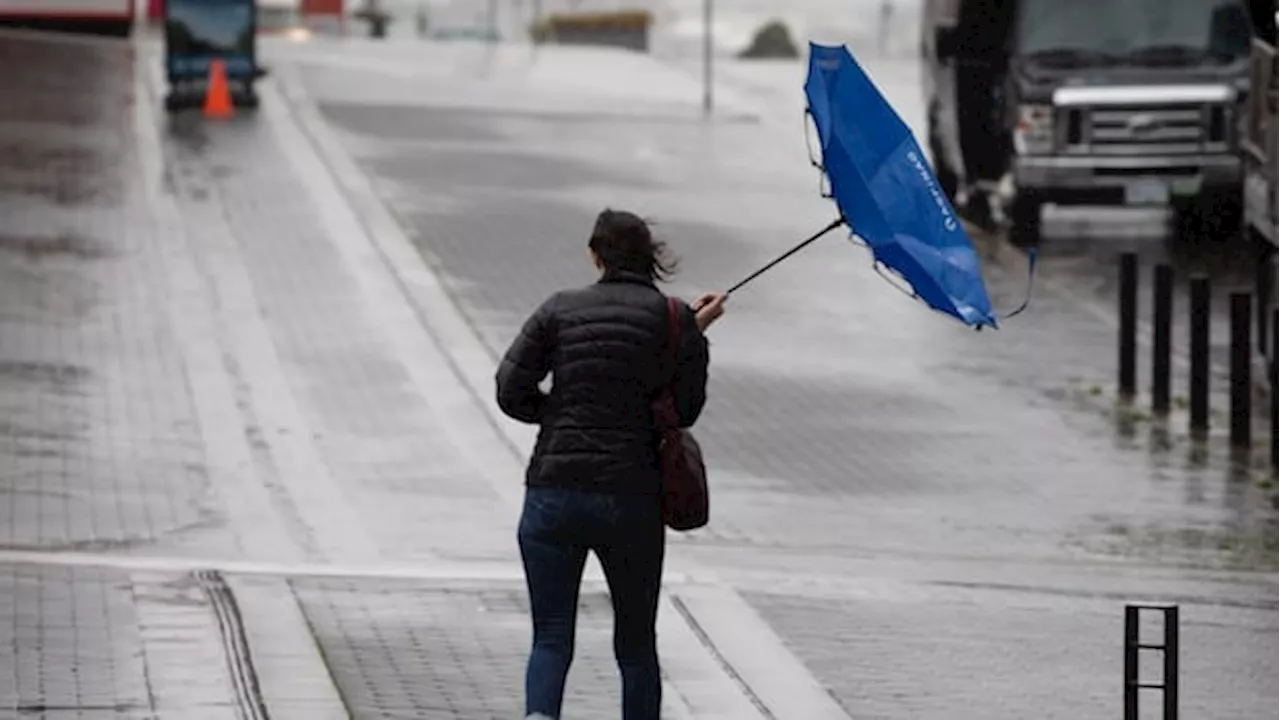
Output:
[727, 42, 1033, 330]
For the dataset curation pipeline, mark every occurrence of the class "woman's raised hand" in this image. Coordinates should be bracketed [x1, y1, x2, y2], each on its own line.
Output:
[691, 292, 727, 332]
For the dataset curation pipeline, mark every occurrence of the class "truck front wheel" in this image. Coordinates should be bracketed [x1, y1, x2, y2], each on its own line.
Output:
[1171, 189, 1242, 243]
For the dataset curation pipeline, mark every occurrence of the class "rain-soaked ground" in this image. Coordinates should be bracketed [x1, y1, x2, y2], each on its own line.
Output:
[0, 24, 1274, 720]
[286, 36, 1278, 557]
[272, 35, 1275, 716]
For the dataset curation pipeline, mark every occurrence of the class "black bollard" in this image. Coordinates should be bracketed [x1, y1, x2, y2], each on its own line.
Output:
[1124, 603, 1180, 720]
[1152, 264, 1174, 414]
[1119, 253, 1138, 398]
[1189, 276, 1211, 434]
[1229, 293, 1252, 447]
[1272, 309, 1278, 469]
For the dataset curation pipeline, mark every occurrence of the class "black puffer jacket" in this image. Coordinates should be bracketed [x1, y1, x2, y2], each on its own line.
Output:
[495, 270, 710, 494]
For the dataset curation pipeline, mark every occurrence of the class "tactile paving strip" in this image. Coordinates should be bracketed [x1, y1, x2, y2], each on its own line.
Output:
[293, 577, 681, 720]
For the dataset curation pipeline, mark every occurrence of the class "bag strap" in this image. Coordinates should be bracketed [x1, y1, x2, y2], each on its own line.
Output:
[665, 297, 681, 388]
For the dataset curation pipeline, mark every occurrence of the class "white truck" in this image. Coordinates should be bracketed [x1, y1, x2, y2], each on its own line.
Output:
[921, 0, 1256, 245]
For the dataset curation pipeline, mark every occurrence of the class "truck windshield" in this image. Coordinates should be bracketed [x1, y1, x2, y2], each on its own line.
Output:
[1016, 0, 1252, 66]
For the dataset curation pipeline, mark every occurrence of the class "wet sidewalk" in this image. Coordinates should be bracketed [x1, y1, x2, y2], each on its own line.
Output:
[0, 28, 1275, 720]
[0, 29, 779, 720]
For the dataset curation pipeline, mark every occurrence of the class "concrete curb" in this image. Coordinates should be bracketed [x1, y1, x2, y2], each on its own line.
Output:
[227, 576, 351, 720]
[131, 37, 308, 567]
[672, 584, 852, 720]
[138, 42, 383, 566]
[131, 37, 355, 720]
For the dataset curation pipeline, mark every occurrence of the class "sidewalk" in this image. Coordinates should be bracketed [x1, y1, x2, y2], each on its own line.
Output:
[0, 31, 228, 558]
[0, 28, 1274, 720]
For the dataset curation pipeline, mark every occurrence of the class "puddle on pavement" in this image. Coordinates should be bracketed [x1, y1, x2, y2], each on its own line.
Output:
[165, 114, 211, 152]
[1084, 519, 1278, 571]
[0, 359, 92, 445]
[320, 101, 507, 142]
[0, 360, 90, 385]
[320, 100, 756, 146]
[1029, 378, 1278, 569]
[0, 230, 107, 327]
[0, 139, 125, 206]
[0, 231, 110, 260]
[369, 143, 654, 191]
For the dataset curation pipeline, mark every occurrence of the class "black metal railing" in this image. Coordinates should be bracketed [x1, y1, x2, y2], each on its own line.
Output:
[1124, 603, 1179, 720]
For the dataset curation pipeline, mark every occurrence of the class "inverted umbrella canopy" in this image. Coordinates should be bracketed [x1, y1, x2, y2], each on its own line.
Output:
[805, 42, 999, 329]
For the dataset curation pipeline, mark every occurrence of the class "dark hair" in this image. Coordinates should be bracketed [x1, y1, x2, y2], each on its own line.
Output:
[588, 208, 677, 282]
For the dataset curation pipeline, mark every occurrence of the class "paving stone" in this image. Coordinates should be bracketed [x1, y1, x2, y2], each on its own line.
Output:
[0, 33, 226, 556]
[0, 565, 150, 715]
[132, 572, 240, 719]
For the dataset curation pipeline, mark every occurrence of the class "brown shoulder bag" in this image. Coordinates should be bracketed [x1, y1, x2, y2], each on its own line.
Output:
[653, 297, 709, 531]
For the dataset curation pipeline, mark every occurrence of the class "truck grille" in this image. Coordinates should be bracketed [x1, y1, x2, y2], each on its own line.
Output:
[1064, 104, 1228, 155]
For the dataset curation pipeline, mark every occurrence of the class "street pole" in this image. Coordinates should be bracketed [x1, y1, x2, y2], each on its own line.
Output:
[487, 0, 498, 42]
[702, 0, 713, 115]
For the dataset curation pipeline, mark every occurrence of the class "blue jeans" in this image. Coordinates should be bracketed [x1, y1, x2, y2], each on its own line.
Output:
[518, 486, 665, 720]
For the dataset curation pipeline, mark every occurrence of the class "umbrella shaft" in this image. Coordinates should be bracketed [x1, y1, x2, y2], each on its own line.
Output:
[726, 217, 844, 295]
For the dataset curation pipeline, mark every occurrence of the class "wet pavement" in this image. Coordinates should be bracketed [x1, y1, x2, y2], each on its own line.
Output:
[0, 30, 264, 718]
[0, 25, 1275, 720]
[269, 37, 1277, 718]
[0, 564, 250, 719]
[0, 34, 229, 556]
[285, 39, 1276, 561]
[292, 577, 690, 719]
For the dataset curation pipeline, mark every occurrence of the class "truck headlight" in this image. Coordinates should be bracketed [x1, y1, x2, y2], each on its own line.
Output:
[1014, 104, 1055, 155]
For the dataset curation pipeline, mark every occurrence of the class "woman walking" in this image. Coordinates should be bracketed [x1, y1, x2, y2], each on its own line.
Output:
[496, 208, 726, 720]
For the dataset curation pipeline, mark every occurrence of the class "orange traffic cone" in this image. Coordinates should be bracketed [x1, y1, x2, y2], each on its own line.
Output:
[203, 59, 235, 119]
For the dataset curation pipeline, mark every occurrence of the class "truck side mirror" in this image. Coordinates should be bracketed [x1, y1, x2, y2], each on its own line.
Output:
[935, 26, 957, 60]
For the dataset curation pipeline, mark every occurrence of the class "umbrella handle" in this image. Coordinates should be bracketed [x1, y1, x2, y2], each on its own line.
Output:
[725, 217, 846, 296]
